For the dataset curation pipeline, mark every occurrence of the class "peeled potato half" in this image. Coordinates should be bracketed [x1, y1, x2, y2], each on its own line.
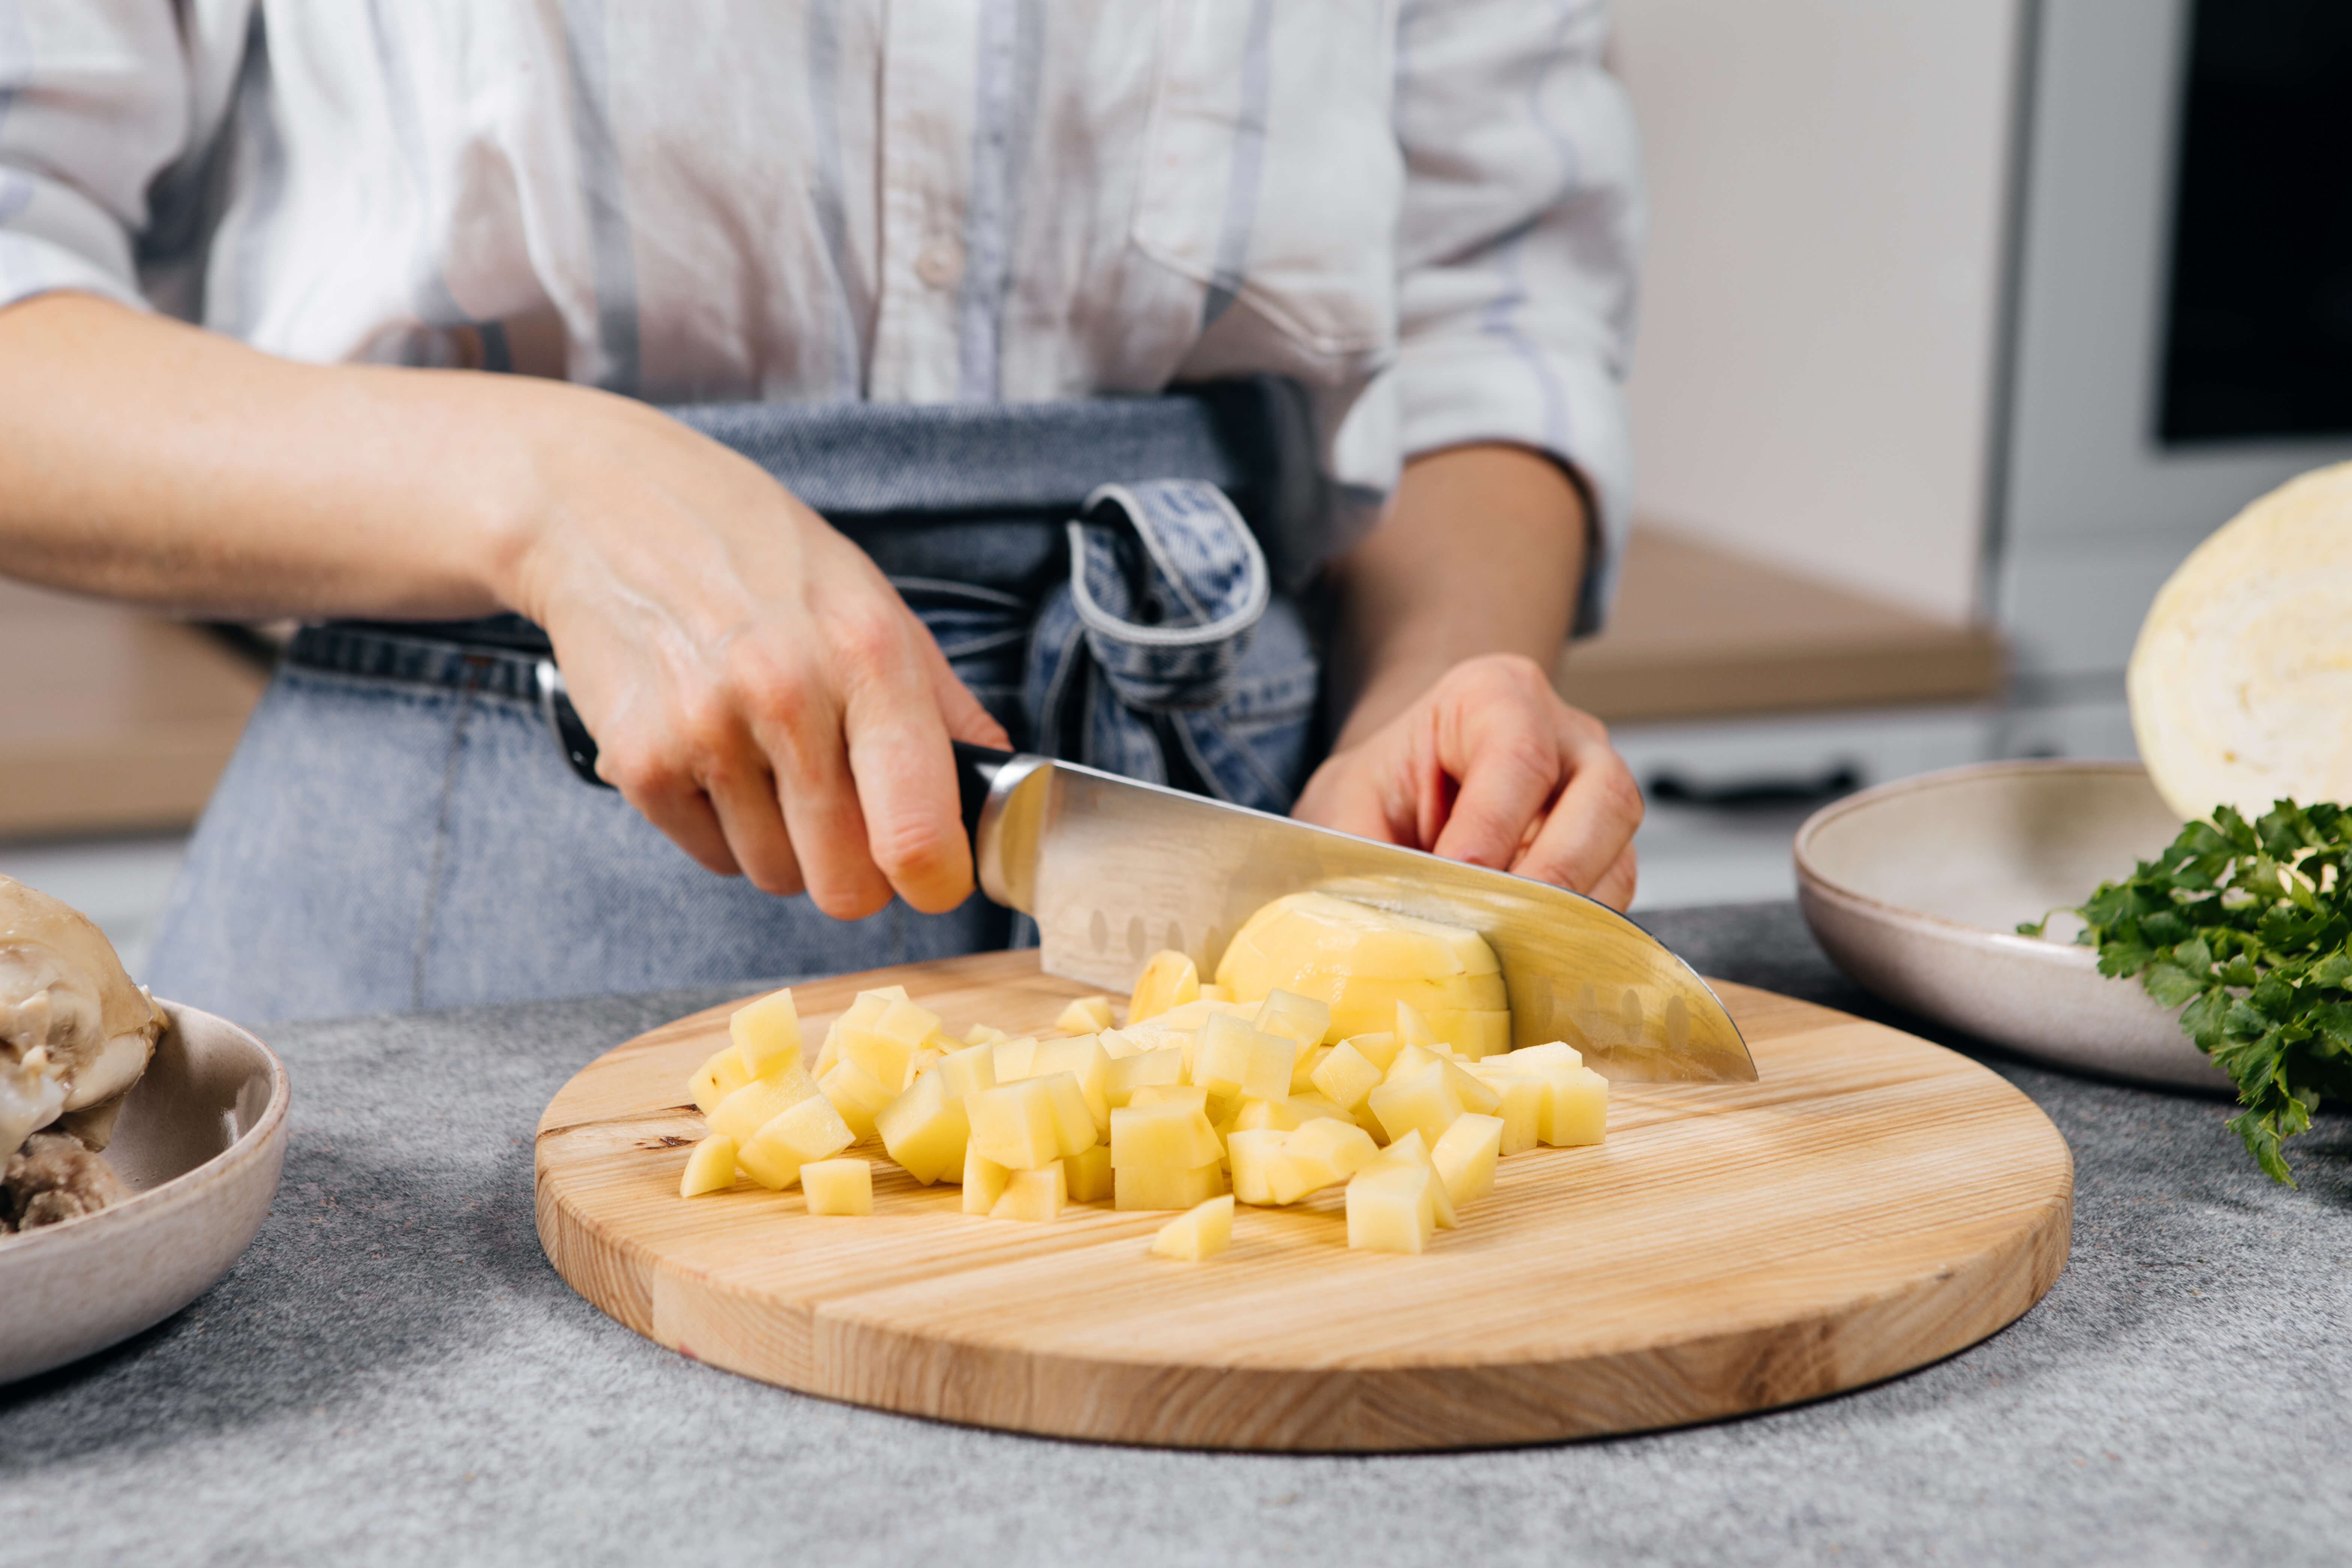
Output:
[2131, 461, 2352, 821]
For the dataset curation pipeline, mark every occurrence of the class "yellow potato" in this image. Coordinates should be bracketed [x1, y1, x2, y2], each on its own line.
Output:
[678, 1134, 739, 1198]
[873, 1070, 969, 1185]
[1151, 1195, 1234, 1260]
[801, 1157, 872, 1216]
[737, 1094, 855, 1191]
[1129, 949, 1200, 1023]
[729, 987, 801, 1078]
[1114, 1162, 1227, 1211]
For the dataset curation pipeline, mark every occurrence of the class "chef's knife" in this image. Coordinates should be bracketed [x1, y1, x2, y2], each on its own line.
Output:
[955, 744, 1754, 1084]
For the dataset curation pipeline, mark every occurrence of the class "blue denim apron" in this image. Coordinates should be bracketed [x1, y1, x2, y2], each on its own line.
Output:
[145, 385, 1330, 1024]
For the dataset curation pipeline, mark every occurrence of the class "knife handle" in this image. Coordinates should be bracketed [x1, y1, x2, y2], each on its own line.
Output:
[953, 741, 1019, 845]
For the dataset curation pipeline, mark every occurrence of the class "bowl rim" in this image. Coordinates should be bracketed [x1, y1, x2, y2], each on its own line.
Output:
[0, 999, 289, 1253]
[1792, 757, 2162, 957]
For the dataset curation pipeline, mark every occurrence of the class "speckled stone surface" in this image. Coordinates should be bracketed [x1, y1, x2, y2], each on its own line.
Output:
[3, 902, 2348, 1567]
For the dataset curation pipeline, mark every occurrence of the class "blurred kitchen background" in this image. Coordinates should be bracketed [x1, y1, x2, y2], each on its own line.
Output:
[6, 0, 2351, 962]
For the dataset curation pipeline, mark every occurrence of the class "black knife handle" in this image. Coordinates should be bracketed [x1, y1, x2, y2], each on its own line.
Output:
[954, 741, 1019, 846]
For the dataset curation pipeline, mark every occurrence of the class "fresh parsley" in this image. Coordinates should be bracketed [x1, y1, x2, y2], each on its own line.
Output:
[2021, 799, 2352, 1186]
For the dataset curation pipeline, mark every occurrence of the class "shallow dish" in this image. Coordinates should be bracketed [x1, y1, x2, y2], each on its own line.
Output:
[1794, 759, 2231, 1093]
[0, 1003, 289, 1384]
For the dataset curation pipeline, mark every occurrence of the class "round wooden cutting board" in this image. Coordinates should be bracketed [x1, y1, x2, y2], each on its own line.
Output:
[535, 951, 2073, 1452]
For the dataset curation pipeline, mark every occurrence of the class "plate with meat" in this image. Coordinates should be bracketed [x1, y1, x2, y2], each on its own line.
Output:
[0, 875, 289, 1384]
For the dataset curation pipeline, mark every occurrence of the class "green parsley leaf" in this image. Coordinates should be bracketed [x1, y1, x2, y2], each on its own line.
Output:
[2051, 797, 2352, 1186]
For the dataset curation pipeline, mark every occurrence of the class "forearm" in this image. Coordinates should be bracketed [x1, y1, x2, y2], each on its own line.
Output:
[1324, 443, 1587, 747]
[0, 292, 549, 619]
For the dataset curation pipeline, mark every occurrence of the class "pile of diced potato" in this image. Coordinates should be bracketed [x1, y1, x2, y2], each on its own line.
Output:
[677, 890, 1609, 1257]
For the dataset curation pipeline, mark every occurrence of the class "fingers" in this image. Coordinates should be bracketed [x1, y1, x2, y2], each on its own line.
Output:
[1428, 715, 1562, 872]
[1509, 710, 1643, 896]
[1586, 843, 1638, 912]
[828, 609, 978, 917]
[920, 629, 1013, 751]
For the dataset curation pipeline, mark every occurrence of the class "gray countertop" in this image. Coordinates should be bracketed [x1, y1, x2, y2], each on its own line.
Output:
[3, 901, 2348, 1566]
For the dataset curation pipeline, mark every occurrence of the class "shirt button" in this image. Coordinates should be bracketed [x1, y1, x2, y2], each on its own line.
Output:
[914, 238, 963, 288]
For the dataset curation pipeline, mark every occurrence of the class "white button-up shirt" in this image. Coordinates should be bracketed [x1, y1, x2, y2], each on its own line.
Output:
[0, 0, 1640, 622]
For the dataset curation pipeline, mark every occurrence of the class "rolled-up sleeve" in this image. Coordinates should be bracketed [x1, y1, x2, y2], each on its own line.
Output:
[0, 2, 198, 310]
[1389, 0, 1642, 635]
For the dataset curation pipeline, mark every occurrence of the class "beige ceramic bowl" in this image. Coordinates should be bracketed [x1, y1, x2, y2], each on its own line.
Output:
[0, 1003, 289, 1384]
[1795, 759, 2232, 1093]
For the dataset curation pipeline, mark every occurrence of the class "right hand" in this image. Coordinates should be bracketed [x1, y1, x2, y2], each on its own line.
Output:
[485, 382, 1011, 919]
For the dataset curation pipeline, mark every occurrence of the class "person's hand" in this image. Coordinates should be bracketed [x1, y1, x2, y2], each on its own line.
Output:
[490, 383, 1010, 919]
[1290, 653, 1640, 910]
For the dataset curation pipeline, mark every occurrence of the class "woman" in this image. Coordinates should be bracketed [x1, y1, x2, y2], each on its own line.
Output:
[0, 1, 1643, 1022]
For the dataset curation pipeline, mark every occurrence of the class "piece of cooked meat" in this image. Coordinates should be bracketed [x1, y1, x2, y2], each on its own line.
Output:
[3, 1130, 130, 1231]
[1, 874, 165, 1159]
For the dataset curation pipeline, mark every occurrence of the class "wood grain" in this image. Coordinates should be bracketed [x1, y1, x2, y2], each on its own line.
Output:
[535, 951, 2072, 1451]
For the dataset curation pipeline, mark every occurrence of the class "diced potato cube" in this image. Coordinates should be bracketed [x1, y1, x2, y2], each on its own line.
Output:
[1342, 1031, 1402, 1074]
[1197, 983, 1231, 1001]
[963, 1144, 1011, 1214]
[1368, 1129, 1457, 1228]
[818, 1057, 895, 1143]
[1503, 1040, 1585, 1072]
[991, 1035, 1038, 1083]
[1465, 1069, 1542, 1155]
[1446, 1009, 1513, 1059]
[1540, 1065, 1609, 1146]
[1394, 999, 1438, 1048]
[965, 1022, 1009, 1046]
[1386, 1046, 1500, 1116]
[690, 1047, 752, 1116]
[1109, 1101, 1224, 1170]
[1289, 1045, 1326, 1095]
[1273, 1118, 1379, 1203]
[1367, 1062, 1464, 1149]
[1129, 949, 1200, 1023]
[1311, 1039, 1384, 1112]
[1096, 1027, 1146, 1060]
[1056, 995, 1118, 1034]
[839, 994, 941, 1090]
[874, 1070, 970, 1185]
[1195, 1013, 1299, 1103]
[729, 987, 802, 1078]
[967, 1078, 1064, 1171]
[1029, 1035, 1111, 1132]
[1253, 989, 1331, 1047]
[1062, 1143, 1114, 1204]
[709, 1072, 819, 1144]
[991, 1163, 1067, 1222]
[1151, 1194, 1235, 1260]
[1346, 1164, 1437, 1254]
[931, 1039, 999, 1099]
[1105, 1046, 1186, 1107]
[1128, 1083, 1209, 1114]
[1287, 1093, 1354, 1124]
[1430, 1113, 1504, 1206]
[1114, 1162, 1227, 1211]
[1226, 1129, 1288, 1205]
[679, 1133, 739, 1197]
[801, 1157, 873, 1215]
[736, 1093, 856, 1189]
[1232, 1096, 1302, 1134]
[1038, 1072, 1100, 1159]
[813, 1029, 840, 1078]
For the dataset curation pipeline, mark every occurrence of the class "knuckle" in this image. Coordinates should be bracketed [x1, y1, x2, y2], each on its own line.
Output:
[722, 638, 815, 720]
[869, 812, 958, 884]
[599, 740, 688, 803]
[826, 604, 908, 683]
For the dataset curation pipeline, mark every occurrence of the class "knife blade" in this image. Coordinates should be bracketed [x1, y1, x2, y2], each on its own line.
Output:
[957, 745, 1754, 1084]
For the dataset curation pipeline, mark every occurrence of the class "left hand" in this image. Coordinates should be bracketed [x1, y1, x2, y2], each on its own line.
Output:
[1291, 652, 1641, 910]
